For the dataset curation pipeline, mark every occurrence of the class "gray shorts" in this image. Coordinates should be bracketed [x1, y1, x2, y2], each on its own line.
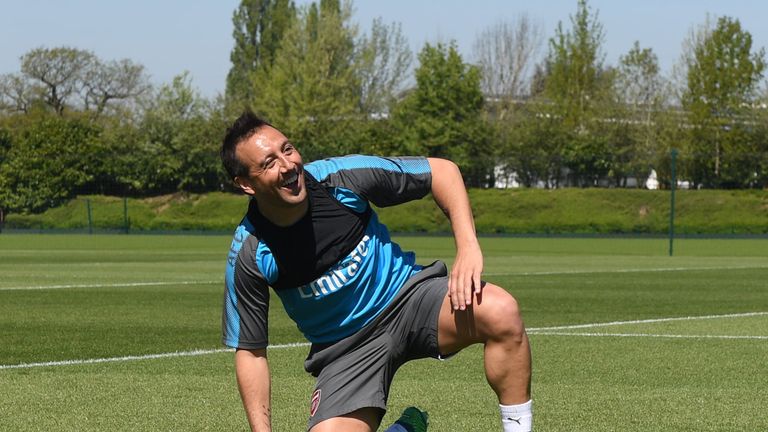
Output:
[303, 261, 449, 430]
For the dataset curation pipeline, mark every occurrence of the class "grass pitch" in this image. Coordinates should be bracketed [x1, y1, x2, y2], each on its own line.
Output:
[1, 234, 766, 431]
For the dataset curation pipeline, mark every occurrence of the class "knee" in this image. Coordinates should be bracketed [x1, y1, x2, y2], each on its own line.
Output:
[480, 287, 526, 343]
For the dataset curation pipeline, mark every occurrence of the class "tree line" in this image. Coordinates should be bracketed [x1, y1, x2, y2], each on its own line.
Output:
[1, 0, 767, 215]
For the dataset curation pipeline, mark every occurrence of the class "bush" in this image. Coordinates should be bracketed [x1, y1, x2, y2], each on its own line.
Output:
[4, 189, 767, 235]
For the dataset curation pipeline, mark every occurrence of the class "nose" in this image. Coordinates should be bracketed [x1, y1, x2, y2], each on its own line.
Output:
[277, 154, 294, 171]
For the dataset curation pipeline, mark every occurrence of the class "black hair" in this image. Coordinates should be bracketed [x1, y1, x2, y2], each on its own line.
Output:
[220, 110, 272, 180]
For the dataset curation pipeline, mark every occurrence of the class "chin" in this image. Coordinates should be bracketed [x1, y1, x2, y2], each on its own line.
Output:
[281, 189, 307, 205]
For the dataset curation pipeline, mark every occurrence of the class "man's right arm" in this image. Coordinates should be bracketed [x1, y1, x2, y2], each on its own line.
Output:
[224, 231, 274, 430]
[236, 348, 271, 432]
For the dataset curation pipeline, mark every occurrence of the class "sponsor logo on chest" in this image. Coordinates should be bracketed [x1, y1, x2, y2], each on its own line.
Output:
[297, 235, 371, 299]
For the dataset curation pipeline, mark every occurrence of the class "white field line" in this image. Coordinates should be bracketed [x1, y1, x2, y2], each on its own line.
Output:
[2, 312, 765, 371]
[484, 264, 768, 277]
[0, 280, 221, 291]
[527, 311, 768, 331]
[0, 343, 310, 370]
[529, 332, 768, 340]
[4, 264, 767, 291]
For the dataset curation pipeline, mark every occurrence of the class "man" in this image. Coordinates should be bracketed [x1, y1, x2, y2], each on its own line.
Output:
[220, 111, 532, 432]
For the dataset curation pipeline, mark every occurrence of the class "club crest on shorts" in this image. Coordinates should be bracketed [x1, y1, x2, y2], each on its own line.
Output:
[310, 389, 321, 417]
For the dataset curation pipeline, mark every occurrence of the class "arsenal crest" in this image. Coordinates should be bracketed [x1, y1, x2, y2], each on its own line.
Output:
[310, 389, 321, 417]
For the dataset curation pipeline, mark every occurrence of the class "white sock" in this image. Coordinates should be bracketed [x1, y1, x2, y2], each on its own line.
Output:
[499, 400, 533, 432]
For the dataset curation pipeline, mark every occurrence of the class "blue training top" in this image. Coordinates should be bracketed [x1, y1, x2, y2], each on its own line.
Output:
[222, 155, 432, 348]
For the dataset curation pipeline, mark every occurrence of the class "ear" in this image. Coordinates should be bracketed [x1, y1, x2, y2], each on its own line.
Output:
[234, 176, 256, 196]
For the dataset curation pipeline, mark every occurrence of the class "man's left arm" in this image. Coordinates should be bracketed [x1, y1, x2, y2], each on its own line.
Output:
[427, 157, 483, 311]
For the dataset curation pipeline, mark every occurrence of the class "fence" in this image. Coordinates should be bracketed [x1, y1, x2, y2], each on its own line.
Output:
[1, 150, 767, 243]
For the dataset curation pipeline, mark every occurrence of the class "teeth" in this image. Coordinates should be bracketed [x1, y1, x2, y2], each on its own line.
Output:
[282, 173, 298, 186]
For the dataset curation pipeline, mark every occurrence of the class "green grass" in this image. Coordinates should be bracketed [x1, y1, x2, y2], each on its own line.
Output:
[6, 188, 768, 234]
[1, 234, 767, 431]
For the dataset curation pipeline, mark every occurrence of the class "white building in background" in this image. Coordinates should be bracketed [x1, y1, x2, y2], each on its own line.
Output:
[645, 169, 659, 189]
[645, 169, 692, 189]
[494, 165, 668, 190]
[493, 165, 520, 188]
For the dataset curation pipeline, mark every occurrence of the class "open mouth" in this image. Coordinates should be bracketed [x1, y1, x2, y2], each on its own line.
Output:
[281, 171, 300, 191]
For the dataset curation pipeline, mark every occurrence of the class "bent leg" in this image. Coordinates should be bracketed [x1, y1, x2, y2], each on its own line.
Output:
[438, 282, 532, 404]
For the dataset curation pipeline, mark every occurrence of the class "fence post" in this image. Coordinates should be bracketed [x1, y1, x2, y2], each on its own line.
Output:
[123, 197, 130, 234]
[669, 149, 678, 257]
[86, 198, 93, 235]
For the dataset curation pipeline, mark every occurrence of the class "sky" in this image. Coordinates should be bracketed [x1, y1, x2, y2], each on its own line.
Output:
[2, 0, 767, 98]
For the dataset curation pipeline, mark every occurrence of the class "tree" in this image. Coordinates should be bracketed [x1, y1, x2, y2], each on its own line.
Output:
[226, 0, 296, 106]
[0, 73, 40, 114]
[258, 0, 360, 159]
[355, 17, 412, 115]
[82, 58, 150, 116]
[612, 42, 666, 187]
[752, 96, 768, 188]
[0, 115, 101, 213]
[473, 15, 543, 188]
[501, 105, 568, 188]
[541, 0, 613, 186]
[473, 15, 543, 108]
[681, 16, 766, 187]
[120, 72, 222, 194]
[392, 42, 490, 186]
[93, 73, 213, 196]
[20, 47, 95, 115]
[617, 42, 664, 114]
[544, 0, 608, 128]
[6, 47, 150, 118]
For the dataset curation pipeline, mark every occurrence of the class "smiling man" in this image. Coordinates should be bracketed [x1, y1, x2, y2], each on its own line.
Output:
[220, 111, 533, 432]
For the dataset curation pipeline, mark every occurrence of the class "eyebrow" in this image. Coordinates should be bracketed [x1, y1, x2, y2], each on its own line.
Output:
[259, 140, 291, 167]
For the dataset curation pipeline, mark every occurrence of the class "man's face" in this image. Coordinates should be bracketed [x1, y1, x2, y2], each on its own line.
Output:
[234, 125, 307, 211]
